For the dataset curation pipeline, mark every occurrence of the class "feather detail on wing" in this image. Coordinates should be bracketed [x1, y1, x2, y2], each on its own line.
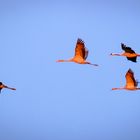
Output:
[125, 69, 137, 88]
[74, 38, 89, 60]
[121, 43, 137, 62]
[121, 43, 135, 53]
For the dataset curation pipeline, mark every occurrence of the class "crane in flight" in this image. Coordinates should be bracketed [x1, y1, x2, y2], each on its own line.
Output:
[56, 38, 98, 66]
[110, 43, 140, 62]
[0, 82, 16, 93]
[112, 69, 140, 90]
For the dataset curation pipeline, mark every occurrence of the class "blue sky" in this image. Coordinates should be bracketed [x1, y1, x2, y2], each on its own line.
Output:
[0, 0, 140, 140]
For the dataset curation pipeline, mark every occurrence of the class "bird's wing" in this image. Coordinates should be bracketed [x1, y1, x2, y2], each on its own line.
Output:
[121, 43, 135, 53]
[74, 38, 89, 60]
[121, 43, 137, 62]
[127, 57, 137, 62]
[125, 69, 137, 87]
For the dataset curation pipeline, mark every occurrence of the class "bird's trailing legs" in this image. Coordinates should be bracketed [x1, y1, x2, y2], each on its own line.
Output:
[85, 61, 99, 66]
[56, 59, 99, 66]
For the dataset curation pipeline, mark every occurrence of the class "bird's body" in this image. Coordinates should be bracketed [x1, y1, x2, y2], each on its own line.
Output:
[110, 43, 140, 62]
[56, 38, 98, 66]
[112, 69, 140, 91]
[0, 82, 16, 93]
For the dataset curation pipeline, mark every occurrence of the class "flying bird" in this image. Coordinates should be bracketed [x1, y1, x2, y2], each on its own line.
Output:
[0, 82, 16, 93]
[110, 43, 140, 62]
[56, 38, 98, 66]
[112, 69, 140, 90]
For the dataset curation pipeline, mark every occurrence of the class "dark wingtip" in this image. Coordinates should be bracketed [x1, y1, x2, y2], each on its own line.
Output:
[128, 68, 133, 73]
[77, 38, 84, 44]
[121, 43, 125, 49]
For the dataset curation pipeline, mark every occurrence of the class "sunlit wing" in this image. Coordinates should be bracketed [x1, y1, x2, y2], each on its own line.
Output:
[74, 38, 89, 60]
[125, 69, 137, 88]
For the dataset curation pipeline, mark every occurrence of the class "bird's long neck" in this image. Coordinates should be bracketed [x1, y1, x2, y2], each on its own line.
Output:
[3, 85, 16, 90]
[110, 53, 121, 56]
[0, 84, 16, 91]
[112, 87, 125, 90]
[56, 59, 73, 62]
[5, 86, 16, 90]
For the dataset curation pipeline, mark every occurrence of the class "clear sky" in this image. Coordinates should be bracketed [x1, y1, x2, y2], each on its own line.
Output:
[0, 0, 140, 140]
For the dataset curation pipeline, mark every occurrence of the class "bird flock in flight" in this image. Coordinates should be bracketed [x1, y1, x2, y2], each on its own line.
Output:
[1, 38, 140, 93]
[56, 38, 140, 91]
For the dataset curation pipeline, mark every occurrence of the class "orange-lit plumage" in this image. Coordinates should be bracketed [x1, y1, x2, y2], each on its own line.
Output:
[56, 38, 98, 66]
[110, 43, 140, 62]
[112, 69, 140, 91]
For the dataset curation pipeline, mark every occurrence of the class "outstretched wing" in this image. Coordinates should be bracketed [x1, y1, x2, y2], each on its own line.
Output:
[121, 43, 135, 53]
[125, 69, 137, 88]
[74, 38, 88, 60]
[121, 43, 137, 62]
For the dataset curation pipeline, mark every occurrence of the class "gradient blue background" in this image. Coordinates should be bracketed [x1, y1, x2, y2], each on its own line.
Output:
[0, 0, 140, 140]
